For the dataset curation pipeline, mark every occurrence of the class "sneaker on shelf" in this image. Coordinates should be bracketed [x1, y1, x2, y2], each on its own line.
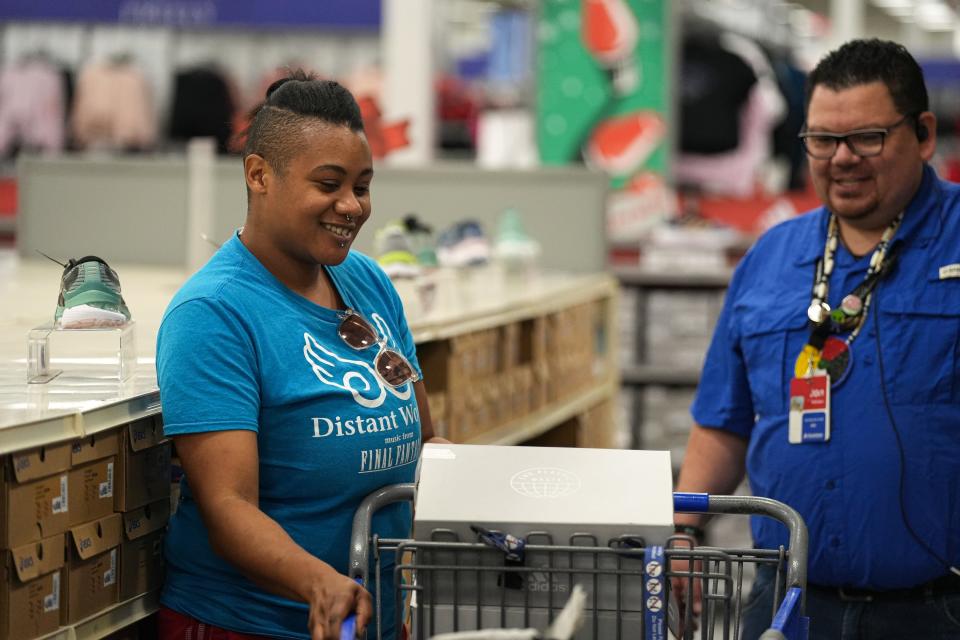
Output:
[402, 213, 439, 269]
[374, 221, 422, 279]
[494, 207, 540, 266]
[54, 256, 132, 329]
[436, 220, 491, 268]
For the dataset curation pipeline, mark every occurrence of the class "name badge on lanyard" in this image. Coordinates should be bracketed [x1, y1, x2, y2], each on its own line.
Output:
[789, 372, 831, 443]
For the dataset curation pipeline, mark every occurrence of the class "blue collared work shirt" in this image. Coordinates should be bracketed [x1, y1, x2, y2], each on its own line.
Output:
[692, 165, 960, 589]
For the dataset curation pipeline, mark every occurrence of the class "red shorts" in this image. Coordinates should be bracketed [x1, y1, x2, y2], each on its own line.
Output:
[158, 607, 275, 640]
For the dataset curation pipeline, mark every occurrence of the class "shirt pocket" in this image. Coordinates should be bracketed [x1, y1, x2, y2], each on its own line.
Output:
[736, 295, 809, 418]
[875, 275, 960, 405]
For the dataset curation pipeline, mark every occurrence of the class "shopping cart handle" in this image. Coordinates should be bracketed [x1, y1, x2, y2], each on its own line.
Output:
[672, 491, 810, 614]
[673, 492, 710, 513]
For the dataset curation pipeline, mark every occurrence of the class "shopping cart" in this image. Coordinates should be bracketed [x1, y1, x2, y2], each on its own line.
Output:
[341, 484, 809, 640]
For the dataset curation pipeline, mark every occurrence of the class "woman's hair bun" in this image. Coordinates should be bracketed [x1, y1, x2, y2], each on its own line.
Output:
[265, 77, 293, 100]
[265, 69, 317, 102]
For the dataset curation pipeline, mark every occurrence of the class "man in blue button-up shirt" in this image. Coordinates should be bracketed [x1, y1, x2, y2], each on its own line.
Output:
[673, 39, 960, 639]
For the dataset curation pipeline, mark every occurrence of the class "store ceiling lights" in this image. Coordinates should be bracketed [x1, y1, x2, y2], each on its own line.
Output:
[871, 0, 959, 30]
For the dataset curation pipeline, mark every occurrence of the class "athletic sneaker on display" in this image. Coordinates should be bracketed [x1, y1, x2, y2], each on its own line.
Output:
[374, 221, 422, 279]
[436, 220, 491, 268]
[494, 207, 541, 266]
[53, 255, 132, 329]
[403, 213, 439, 268]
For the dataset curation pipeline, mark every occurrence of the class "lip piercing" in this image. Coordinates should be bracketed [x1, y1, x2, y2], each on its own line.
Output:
[345, 214, 353, 223]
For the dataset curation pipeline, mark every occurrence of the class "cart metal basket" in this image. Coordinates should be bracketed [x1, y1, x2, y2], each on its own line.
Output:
[342, 484, 809, 640]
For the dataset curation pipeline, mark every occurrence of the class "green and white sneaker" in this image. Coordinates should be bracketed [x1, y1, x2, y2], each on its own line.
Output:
[54, 256, 131, 329]
[374, 222, 422, 279]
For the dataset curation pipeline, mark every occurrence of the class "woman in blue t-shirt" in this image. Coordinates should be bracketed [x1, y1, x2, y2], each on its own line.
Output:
[156, 72, 444, 640]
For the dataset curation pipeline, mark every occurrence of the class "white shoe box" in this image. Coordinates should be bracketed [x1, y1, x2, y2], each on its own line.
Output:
[413, 444, 673, 611]
[415, 444, 673, 545]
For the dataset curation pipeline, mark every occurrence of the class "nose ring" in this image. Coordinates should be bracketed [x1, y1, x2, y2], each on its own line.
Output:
[345, 214, 353, 223]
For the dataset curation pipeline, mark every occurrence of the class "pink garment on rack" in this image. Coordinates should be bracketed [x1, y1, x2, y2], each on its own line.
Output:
[0, 59, 66, 154]
[71, 61, 157, 150]
[674, 32, 787, 197]
[674, 83, 783, 197]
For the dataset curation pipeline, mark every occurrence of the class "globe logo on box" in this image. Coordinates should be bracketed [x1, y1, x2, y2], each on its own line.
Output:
[510, 467, 582, 499]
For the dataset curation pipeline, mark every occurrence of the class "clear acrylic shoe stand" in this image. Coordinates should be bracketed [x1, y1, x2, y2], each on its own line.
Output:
[27, 321, 137, 384]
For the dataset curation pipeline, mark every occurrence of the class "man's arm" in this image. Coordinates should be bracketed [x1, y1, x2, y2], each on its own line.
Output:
[674, 423, 749, 530]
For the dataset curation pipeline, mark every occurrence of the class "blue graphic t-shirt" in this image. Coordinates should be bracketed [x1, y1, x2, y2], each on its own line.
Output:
[157, 233, 422, 639]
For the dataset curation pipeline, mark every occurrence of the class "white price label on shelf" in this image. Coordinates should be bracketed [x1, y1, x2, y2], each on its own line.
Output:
[52, 475, 68, 514]
[44, 572, 60, 612]
[99, 462, 115, 498]
[103, 550, 117, 587]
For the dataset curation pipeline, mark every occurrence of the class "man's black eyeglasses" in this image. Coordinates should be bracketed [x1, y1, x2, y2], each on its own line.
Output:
[798, 115, 912, 159]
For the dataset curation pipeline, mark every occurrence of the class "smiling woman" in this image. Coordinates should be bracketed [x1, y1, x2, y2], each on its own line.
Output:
[154, 71, 443, 640]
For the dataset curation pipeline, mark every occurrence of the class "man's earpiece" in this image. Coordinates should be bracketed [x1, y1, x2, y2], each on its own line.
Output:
[916, 122, 929, 142]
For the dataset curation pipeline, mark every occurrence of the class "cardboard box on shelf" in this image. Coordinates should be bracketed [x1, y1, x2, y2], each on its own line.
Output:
[1, 445, 72, 550]
[416, 341, 464, 400]
[1, 535, 64, 640]
[425, 391, 448, 441]
[447, 399, 471, 443]
[67, 457, 116, 527]
[116, 417, 172, 512]
[475, 330, 496, 378]
[529, 317, 548, 366]
[64, 513, 121, 624]
[530, 363, 548, 410]
[119, 500, 168, 601]
[499, 322, 521, 372]
[70, 430, 120, 467]
[9, 444, 71, 483]
[511, 366, 532, 418]
[466, 391, 493, 439]
[482, 378, 506, 429]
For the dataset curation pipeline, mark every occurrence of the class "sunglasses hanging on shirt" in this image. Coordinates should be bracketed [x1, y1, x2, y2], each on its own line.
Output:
[337, 308, 420, 388]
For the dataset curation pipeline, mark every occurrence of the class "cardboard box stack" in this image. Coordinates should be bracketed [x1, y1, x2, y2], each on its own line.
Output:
[417, 300, 609, 444]
[1, 414, 171, 640]
[545, 303, 600, 403]
[115, 417, 171, 601]
[63, 430, 122, 625]
[1, 444, 71, 640]
[420, 323, 535, 443]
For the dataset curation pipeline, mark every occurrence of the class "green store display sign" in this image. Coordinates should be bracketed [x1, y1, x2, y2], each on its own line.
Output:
[537, 0, 671, 238]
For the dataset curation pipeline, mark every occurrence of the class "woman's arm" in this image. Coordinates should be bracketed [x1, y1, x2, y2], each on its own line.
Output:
[173, 429, 372, 640]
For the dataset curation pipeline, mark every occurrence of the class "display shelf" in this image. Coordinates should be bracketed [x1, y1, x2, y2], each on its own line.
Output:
[408, 271, 617, 343]
[0, 365, 162, 455]
[614, 267, 730, 450]
[621, 365, 700, 387]
[464, 376, 617, 446]
[0, 411, 81, 456]
[611, 266, 732, 289]
[37, 591, 159, 640]
[0, 256, 619, 456]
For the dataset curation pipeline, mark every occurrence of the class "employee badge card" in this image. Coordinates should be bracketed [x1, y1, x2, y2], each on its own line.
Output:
[789, 374, 830, 443]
